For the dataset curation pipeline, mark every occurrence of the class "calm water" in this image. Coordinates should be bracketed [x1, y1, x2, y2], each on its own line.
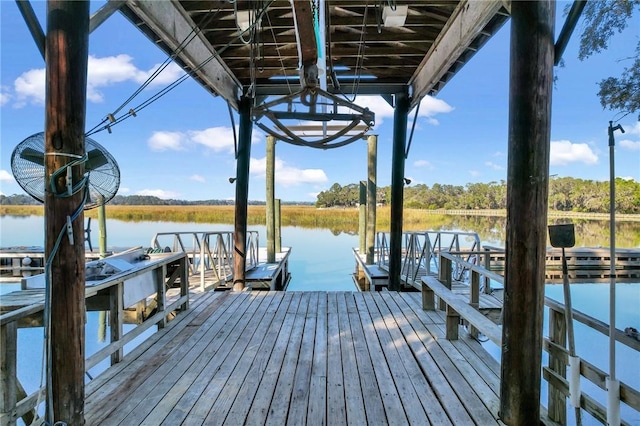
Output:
[1, 215, 639, 424]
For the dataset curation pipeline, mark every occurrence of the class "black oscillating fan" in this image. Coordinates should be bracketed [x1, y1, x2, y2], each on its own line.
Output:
[11, 132, 120, 209]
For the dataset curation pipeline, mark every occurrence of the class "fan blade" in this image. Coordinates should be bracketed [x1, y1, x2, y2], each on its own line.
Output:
[20, 147, 45, 166]
[20, 147, 107, 171]
[86, 149, 108, 170]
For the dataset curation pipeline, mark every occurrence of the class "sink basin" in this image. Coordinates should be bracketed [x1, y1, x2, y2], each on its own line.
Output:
[85, 273, 115, 281]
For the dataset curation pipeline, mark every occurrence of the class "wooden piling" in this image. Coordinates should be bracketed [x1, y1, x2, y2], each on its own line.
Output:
[233, 96, 253, 291]
[366, 135, 377, 265]
[500, 2, 555, 424]
[275, 198, 282, 253]
[359, 181, 366, 254]
[266, 136, 276, 263]
[44, 1, 90, 423]
[388, 91, 409, 291]
[98, 195, 107, 257]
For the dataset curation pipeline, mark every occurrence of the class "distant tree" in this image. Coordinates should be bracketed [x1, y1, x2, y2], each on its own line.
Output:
[577, 0, 640, 118]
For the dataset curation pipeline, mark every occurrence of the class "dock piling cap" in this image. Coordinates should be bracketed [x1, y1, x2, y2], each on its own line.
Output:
[548, 224, 575, 248]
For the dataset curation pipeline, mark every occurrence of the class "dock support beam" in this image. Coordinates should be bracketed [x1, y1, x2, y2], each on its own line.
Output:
[366, 135, 377, 265]
[233, 96, 253, 291]
[500, 2, 555, 425]
[388, 91, 409, 291]
[266, 135, 276, 263]
[44, 1, 90, 423]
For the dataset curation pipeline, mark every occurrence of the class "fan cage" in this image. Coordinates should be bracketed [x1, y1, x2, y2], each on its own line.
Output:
[11, 132, 121, 210]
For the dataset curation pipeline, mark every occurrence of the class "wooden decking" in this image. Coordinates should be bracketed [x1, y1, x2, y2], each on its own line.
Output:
[85, 290, 503, 425]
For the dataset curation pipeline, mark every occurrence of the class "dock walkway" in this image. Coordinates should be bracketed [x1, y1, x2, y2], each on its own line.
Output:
[85, 290, 504, 425]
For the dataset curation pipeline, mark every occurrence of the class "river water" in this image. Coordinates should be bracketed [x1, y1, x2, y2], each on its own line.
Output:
[1, 215, 638, 424]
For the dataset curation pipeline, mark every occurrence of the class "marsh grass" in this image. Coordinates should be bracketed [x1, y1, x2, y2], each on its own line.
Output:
[2, 205, 638, 246]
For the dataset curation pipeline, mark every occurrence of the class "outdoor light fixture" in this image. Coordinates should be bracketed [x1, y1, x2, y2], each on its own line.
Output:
[382, 5, 408, 27]
[229, 177, 237, 184]
[236, 10, 251, 32]
[403, 177, 411, 185]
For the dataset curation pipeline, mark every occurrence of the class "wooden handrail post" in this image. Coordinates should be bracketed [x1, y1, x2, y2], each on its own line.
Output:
[437, 255, 452, 310]
[158, 265, 168, 328]
[548, 308, 567, 424]
[0, 321, 17, 425]
[110, 282, 124, 364]
[483, 247, 491, 293]
[470, 270, 480, 338]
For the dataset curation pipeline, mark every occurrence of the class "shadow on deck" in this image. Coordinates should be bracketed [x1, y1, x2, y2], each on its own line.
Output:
[85, 291, 504, 425]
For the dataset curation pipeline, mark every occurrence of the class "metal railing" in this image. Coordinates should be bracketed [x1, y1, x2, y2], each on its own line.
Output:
[375, 230, 481, 286]
[150, 231, 259, 290]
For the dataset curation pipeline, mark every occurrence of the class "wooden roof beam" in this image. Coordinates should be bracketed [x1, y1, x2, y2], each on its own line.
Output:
[124, 0, 241, 108]
[409, 0, 506, 107]
[291, 0, 319, 87]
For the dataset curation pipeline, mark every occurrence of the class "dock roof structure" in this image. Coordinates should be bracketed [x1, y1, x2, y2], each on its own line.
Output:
[117, 0, 510, 109]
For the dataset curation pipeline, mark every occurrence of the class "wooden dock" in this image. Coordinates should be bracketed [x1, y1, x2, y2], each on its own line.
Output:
[85, 290, 507, 425]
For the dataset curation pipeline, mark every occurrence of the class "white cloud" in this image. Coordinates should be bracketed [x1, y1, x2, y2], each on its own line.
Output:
[0, 86, 10, 106]
[469, 170, 481, 177]
[0, 170, 14, 182]
[190, 174, 205, 183]
[12, 55, 185, 106]
[118, 187, 130, 194]
[189, 127, 237, 153]
[419, 96, 454, 117]
[148, 131, 185, 151]
[550, 140, 598, 166]
[251, 157, 328, 186]
[484, 161, 503, 170]
[13, 68, 45, 106]
[136, 189, 180, 199]
[414, 159, 434, 169]
[349, 95, 453, 128]
[625, 121, 640, 135]
[620, 139, 640, 151]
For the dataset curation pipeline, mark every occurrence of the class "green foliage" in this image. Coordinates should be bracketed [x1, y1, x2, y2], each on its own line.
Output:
[577, 0, 640, 118]
[315, 178, 640, 214]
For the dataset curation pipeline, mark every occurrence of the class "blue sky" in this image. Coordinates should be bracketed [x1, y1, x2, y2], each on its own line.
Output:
[1, 1, 639, 202]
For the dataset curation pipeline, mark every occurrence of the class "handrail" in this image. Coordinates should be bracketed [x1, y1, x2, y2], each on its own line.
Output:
[376, 230, 482, 285]
[433, 251, 640, 425]
[0, 252, 189, 425]
[151, 231, 260, 290]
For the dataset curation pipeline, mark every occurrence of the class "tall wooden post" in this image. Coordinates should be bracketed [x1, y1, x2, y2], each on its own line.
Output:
[275, 198, 282, 253]
[98, 195, 107, 257]
[366, 134, 377, 265]
[359, 181, 366, 254]
[233, 96, 253, 291]
[500, 2, 555, 424]
[388, 91, 409, 291]
[44, 1, 90, 423]
[266, 135, 276, 263]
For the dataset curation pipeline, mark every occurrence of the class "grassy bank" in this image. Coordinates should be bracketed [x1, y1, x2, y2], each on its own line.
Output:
[2, 204, 639, 227]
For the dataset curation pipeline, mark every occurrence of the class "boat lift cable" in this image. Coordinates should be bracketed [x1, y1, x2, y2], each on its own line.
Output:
[86, 1, 276, 138]
[265, 8, 293, 96]
[229, 103, 238, 159]
[85, 5, 223, 136]
[405, 100, 421, 159]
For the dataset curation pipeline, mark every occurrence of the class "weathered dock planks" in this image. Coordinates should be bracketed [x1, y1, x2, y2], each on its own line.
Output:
[85, 290, 504, 425]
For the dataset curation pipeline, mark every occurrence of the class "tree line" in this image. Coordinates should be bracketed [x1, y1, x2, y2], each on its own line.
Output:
[314, 177, 640, 214]
[0, 194, 314, 207]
